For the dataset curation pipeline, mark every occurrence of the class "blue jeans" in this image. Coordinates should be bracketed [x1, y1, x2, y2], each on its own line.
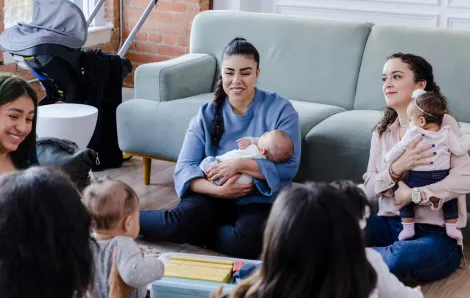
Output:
[366, 216, 462, 281]
[401, 170, 459, 220]
[139, 193, 271, 259]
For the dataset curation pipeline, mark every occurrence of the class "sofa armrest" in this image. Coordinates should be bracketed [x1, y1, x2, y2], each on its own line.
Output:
[134, 53, 217, 102]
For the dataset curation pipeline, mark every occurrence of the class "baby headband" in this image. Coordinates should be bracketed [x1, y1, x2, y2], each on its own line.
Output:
[411, 89, 439, 119]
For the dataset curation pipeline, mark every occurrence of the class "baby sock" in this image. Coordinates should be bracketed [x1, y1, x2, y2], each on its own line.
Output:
[398, 222, 415, 241]
[445, 223, 463, 244]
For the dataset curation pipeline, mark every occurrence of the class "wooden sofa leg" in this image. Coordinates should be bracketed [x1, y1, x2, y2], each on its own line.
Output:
[143, 157, 151, 185]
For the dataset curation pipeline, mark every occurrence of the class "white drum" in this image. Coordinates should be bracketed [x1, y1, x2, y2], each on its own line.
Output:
[36, 103, 98, 149]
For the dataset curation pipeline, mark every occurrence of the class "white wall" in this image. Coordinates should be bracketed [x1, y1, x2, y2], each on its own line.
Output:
[213, 0, 470, 30]
[213, 0, 263, 12]
[122, 88, 134, 102]
[213, 0, 240, 11]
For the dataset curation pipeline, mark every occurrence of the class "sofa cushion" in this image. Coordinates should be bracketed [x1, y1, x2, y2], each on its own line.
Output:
[117, 94, 345, 162]
[297, 110, 381, 182]
[460, 122, 470, 134]
[290, 100, 346, 138]
[117, 94, 212, 160]
[459, 122, 470, 208]
[355, 25, 470, 123]
[191, 10, 372, 109]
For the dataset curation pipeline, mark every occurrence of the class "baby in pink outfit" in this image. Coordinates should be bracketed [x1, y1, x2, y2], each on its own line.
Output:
[385, 89, 470, 242]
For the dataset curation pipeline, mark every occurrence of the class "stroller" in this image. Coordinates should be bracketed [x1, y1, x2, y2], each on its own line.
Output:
[0, 0, 133, 105]
[0, 0, 158, 170]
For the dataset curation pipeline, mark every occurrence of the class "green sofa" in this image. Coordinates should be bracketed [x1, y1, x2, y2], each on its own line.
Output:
[116, 10, 470, 186]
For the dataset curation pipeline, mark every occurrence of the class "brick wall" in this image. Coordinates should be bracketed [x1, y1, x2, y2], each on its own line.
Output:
[101, 0, 121, 53]
[122, 0, 210, 87]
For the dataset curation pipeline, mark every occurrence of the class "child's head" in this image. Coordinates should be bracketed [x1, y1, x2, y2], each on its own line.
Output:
[257, 130, 294, 163]
[0, 167, 93, 298]
[329, 180, 372, 230]
[83, 178, 140, 239]
[229, 182, 376, 298]
[407, 90, 447, 128]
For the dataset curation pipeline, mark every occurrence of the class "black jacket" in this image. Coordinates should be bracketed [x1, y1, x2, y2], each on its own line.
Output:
[81, 49, 124, 170]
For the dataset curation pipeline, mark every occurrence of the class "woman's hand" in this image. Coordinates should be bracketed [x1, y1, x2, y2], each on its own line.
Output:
[216, 175, 254, 198]
[394, 181, 413, 209]
[392, 136, 434, 176]
[206, 159, 240, 185]
[109, 248, 135, 298]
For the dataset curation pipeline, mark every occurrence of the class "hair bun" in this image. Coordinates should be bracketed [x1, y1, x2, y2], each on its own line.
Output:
[229, 37, 247, 44]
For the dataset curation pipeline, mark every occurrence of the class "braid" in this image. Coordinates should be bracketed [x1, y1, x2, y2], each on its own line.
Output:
[212, 75, 226, 147]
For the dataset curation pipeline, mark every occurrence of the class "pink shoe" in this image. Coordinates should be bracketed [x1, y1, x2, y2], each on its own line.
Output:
[398, 222, 415, 241]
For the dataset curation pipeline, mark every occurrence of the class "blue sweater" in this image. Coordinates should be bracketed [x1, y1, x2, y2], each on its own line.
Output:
[174, 87, 301, 205]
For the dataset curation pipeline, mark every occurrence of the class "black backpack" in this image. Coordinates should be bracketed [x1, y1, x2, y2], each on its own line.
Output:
[36, 137, 98, 191]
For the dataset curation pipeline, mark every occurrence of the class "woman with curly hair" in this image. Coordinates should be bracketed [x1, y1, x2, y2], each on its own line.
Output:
[363, 53, 470, 281]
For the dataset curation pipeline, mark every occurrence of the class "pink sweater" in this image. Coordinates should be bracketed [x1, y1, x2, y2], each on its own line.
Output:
[363, 114, 470, 228]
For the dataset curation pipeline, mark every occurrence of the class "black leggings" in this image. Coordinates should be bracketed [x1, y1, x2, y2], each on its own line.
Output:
[139, 193, 272, 259]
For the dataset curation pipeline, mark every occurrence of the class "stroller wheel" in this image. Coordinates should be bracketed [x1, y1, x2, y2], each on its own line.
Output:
[123, 153, 133, 161]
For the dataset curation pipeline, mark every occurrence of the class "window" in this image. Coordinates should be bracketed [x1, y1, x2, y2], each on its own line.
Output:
[4, 0, 33, 29]
[4, 0, 106, 28]
[3, 0, 112, 46]
[80, 0, 107, 27]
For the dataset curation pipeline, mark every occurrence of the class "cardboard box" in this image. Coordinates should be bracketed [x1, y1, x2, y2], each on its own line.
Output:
[149, 253, 261, 298]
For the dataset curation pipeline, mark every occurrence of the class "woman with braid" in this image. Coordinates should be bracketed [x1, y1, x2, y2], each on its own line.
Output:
[139, 37, 301, 259]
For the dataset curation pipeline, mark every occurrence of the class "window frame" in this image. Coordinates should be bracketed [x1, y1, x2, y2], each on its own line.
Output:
[81, 0, 114, 47]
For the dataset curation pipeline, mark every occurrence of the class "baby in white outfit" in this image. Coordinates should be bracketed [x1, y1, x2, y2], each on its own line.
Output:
[385, 89, 470, 242]
[200, 129, 294, 184]
[83, 178, 164, 298]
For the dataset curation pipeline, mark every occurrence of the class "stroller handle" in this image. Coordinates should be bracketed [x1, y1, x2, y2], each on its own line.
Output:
[117, 0, 159, 58]
[86, 0, 106, 27]
[86, 0, 159, 58]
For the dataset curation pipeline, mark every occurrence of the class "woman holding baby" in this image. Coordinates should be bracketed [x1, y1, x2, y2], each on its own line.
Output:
[139, 37, 301, 259]
[363, 52, 470, 281]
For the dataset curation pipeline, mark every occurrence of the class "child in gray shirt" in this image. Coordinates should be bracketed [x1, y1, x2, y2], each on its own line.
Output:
[83, 179, 164, 298]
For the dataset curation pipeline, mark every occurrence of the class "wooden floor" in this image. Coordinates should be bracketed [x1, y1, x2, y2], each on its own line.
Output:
[96, 157, 470, 298]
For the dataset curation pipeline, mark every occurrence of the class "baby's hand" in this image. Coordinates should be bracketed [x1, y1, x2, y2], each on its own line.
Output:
[237, 137, 251, 149]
